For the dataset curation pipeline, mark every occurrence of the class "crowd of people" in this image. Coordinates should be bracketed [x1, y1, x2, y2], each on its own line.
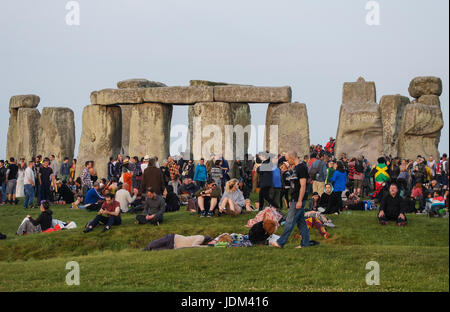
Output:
[1, 135, 449, 247]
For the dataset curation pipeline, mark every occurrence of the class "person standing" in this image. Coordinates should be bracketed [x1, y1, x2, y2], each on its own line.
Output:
[5, 157, 19, 205]
[0, 160, 7, 204]
[81, 161, 93, 197]
[23, 161, 35, 209]
[49, 155, 59, 179]
[70, 159, 77, 181]
[270, 151, 311, 249]
[59, 157, 71, 183]
[15, 158, 26, 199]
[140, 158, 165, 195]
[39, 158, 55, 201]
[33, 156, 42, 205]
[193, 158, 208, 188]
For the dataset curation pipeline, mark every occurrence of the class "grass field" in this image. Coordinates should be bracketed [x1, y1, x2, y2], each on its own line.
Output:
[0, 194, 448, 292]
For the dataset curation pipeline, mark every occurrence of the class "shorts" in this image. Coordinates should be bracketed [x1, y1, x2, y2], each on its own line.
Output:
[353, 179, 363, 189]
[6, 179, 17, 194]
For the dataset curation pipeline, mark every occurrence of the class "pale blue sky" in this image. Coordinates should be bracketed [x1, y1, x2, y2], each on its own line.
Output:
[1, 0, 448, 159]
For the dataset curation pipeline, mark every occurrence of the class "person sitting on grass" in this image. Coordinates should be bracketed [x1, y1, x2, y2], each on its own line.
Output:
[378, 184, 407, 226]
[136, 187, 165, 225]
[248, 218, 278, 245]
[16, 200, 53, 236]
[72, 182, 104, 211]
[307, 192, 320, 211]
[318, 184, 340, 214]
[164, 185, 181, 212]
[55, 180, 75, 205]
[195, 179, 221, 217]
[142, 234, 213, 251]
[83, 193, 121, 233]
[427, 191, 447, 217]
[218, 178, 246, 216]
[114, 182, 138, 213]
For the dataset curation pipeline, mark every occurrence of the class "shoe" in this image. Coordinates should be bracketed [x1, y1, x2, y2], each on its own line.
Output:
[207, 211, 214, 217]
[101, 226, 110, 233]
[217, 211, 222, 217]
[379, 220, 388, 225]
[83, 226, 93, 233]
[200, 211, 206, 217]
[324, 222, 336, 228]
[308, 240, 320, 247]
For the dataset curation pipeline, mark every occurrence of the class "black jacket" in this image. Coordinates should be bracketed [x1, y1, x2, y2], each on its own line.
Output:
[30, 209, 53, 231]
[257, 160, 273, 188]
[380, 193, 405, 219]
[248, 221, 270, 245]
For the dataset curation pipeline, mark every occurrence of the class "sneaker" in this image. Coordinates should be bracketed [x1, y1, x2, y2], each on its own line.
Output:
[101, 226, 111, 233]
[379, 220, 389, 225]
[83, 226, 93, 233]
[324, 222, 336, 228]
[200, 211, 206, 217]
[207, 211, 214, 217]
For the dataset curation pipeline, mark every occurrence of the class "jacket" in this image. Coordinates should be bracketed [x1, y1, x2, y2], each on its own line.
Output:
[30, 209, 53, 231]
[140, 165, 165, 195]
[193, 164, 208, 182]
[330, 170, 347, 192]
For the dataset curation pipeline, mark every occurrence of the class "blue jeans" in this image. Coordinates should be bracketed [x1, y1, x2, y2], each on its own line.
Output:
[1, 182, 6, 202]
[24, 184, 35, 208]
[277, 200, 310, 247]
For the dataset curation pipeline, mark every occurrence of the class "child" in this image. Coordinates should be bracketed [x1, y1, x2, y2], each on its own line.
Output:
[411, 182, 425, 213]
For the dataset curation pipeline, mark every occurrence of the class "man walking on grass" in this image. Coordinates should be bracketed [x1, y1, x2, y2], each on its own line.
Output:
[270, 151, 312, 249]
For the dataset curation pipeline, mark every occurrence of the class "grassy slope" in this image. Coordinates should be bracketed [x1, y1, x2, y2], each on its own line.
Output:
[0, 196, 448, 292]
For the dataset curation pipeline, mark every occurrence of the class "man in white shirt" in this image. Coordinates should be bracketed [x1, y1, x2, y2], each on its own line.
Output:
[23, 161, 35, 209]
[115, 183, 138, 213]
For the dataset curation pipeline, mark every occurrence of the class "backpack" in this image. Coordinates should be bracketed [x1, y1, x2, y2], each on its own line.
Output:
[308, 160, 320, 180]
[187, 198, 198, 212]
[355, 161, 364, 173]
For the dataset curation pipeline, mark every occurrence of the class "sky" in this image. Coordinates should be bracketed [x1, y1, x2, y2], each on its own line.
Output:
[1, 0, 448, 159]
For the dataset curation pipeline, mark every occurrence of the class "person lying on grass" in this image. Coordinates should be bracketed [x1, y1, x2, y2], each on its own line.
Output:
[378, 184, 407, 226]
[135, 187, 165, 225]
[16, 200, 53, 236]
[83, 193, 121, 233]
[248, 218, 278, 245]
[218, 178, 245, 216]
[142, 234, 213, 251]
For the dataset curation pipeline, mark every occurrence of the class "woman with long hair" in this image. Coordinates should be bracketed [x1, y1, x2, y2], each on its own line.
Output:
[218, 178, 245, 216]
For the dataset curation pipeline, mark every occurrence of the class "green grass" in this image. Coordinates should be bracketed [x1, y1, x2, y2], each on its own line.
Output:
[0, 195, 448, 292]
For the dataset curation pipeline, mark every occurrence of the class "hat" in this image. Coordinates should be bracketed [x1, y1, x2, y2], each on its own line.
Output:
[144, 155, 150, 161]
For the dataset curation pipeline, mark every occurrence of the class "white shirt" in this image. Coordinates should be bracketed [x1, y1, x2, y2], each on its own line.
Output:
[24, 167, 35, 186]
[115, 189, 136, 213]
[141, 163, 148, 172]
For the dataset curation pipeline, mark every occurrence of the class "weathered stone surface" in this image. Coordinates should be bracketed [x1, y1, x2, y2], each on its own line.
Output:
[189, 102, 233, 161]
[265, 102, 310, 158]
[408, 76, 442, 98]
[120, 105, 132, 155]
[128, 103, 173, 162]
[213, 86, 292, 103]
[190, 80, 229, 86]
[342, 77, 376, 105]
[9, 95, 40, 112]
[412, 95, 441, 106]
[90, 88, 144, 105]
[76, 105, 122, 179]
[143, 86, 213, 104]
[379, 95, 410, 157]
[336, 78, 382, 164]
[6, 108, 41, 161]
[37, 107, 75, 164]
[117, 79, 166, 89]
[398, 103, 443, 160]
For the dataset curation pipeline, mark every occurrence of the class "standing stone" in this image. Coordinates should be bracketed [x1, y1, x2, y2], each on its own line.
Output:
[214, 86, 292, 103]
[265, 102, 310, 158]
[37, 107, 75, 164]
[408, 76, 442, 98]
[76, 105, 122, 179]
[379, 95, 410, 157]
[398, 104, 443, 161]
[7, 108, 41, 161]
[120, 105, 132, 155]
[335, 77, 382, 164]
[128, 103, 173, 162]
[230, 103, 251, 160]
